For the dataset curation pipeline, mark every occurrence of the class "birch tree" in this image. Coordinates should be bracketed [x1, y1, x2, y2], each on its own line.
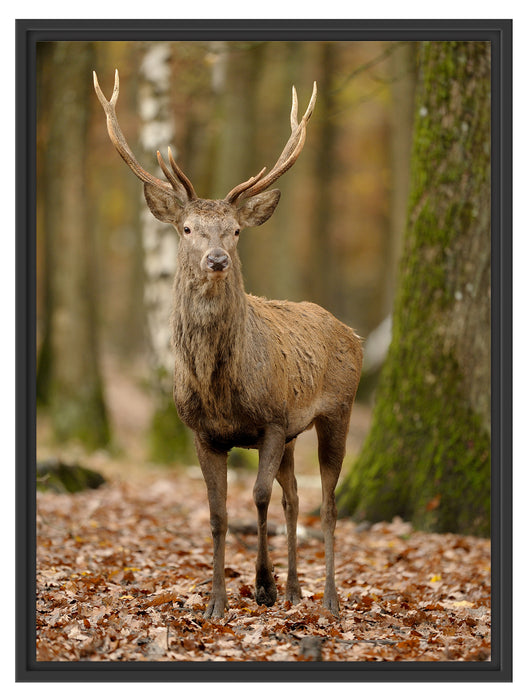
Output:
[138, 42, 192, 461]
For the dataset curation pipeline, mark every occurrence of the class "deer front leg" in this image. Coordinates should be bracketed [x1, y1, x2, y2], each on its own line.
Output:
[253, 424, 286, 606]
[195, 436, 229, 618]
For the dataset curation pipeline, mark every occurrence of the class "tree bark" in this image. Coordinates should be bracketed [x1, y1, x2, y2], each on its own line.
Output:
[138, 43, 193, 462]
[385, 41, 417, 313]
[38, 42, 110, 449]
[139, 42, 178, 380]
[308, 42, 339, 314]
[337, 41, 491, 536]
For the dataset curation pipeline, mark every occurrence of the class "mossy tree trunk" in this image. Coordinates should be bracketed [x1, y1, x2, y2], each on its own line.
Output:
[37, 42, 110, 450]
[337, 41, 491, 536]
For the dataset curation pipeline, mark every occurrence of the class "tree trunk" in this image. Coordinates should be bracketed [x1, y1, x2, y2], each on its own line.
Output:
[36, 42, 54, 405]
[337, 41, 491, 537]
[138, 42, 193, 462]
[308, 42, 340, 315]
[38, 42, 110, 449]
[385, 41, 417, 313]
[139, 42, 178, 380]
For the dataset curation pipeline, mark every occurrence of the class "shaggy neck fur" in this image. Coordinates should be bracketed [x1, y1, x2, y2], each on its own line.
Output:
[171, 250, 248, 413]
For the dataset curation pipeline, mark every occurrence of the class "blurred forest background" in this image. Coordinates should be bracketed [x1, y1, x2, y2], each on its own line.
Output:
[35, 40, 491, 536]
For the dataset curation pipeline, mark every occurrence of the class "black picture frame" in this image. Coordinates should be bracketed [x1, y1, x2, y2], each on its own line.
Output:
[16, 18, 512, 683]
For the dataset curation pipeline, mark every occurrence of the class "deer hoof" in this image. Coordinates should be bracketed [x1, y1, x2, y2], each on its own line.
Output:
[203, 595, 228, 618]
[285, 583, 302, 605]
[323, 594, 340, 618]
[255, 584, 277, 607]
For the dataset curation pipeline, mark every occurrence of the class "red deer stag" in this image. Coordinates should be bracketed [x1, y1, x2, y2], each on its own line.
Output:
[94, 70, 362, 618]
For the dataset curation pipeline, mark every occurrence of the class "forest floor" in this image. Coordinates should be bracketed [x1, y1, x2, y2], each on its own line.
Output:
[35, 357, 491, 664]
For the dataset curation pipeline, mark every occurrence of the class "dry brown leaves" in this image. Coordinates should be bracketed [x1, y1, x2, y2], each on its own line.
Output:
[36, 465, 491, 663]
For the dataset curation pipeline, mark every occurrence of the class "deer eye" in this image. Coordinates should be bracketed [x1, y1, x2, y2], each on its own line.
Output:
[183, 226, 191, 234]
[234, 229, 240, 236]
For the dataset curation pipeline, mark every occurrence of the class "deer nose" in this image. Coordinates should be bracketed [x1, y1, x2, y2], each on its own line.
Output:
[206, 249, 229, 271]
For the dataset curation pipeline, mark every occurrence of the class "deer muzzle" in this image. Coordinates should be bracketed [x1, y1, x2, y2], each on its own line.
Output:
[204, 248, 230, 274]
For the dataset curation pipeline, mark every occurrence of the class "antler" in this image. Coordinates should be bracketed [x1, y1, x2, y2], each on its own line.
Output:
[93, 69, 196, 202]
[225, 82, 317, 203]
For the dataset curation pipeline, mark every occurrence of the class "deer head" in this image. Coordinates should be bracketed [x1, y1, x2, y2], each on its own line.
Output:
[93, 70, 317, 281]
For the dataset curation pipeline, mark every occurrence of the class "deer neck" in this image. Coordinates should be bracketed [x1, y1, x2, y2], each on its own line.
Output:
[172, 255, 247, 381]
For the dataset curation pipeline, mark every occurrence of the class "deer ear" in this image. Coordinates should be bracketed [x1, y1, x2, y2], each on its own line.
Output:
[236, 189, 281, 228]
[143, 183, 185, 226]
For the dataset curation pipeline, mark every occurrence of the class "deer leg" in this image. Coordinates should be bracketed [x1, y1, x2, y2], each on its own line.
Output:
[315, 414, 350, 616]
[253, 424, 286, 606]
[276, 439, 302, 604]
[195, 436, 229, 618]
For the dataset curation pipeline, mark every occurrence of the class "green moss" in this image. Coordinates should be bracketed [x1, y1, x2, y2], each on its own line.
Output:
[409, 42, 490, 209]
[228, 447, 259, 470]
[37, 459, 106, 493]
[50, 382, 110, 451]
[338, 340, 490, 535]
[148, 395, 195, 465]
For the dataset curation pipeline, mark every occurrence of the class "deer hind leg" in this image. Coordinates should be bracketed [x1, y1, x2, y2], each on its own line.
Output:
[195, 436, 229, 618]
[315, 412, 351, 616]
[253, 424, 286, 606]
[276, 439, 302, 604]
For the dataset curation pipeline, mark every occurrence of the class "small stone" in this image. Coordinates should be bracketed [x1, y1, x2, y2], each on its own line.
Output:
[299, 636, 323, 661]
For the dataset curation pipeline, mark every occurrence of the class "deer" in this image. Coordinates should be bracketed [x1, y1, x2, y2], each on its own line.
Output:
[94, 69, 362, 618]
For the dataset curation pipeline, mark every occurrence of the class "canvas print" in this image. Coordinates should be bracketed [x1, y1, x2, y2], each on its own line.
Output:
[34, 37, 492, 665]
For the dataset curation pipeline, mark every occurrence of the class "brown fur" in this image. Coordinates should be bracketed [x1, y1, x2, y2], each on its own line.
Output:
[162, 197, 363, 617]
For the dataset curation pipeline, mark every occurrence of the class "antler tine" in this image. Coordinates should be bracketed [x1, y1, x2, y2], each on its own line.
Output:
[304, 81, 317, 121]
[156, 148, 197, 202]
[156, 150, 189, 202]
[93, 68, 112, 107]
[290, 85, 299, 130]
[93, 70, 195, 202]
[92, 68, 120, 108]
[108, 67, 119, 105]
[224, 167, 267, 204]
[225, 82, 317, 203]
[168, 147, 197, 201]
